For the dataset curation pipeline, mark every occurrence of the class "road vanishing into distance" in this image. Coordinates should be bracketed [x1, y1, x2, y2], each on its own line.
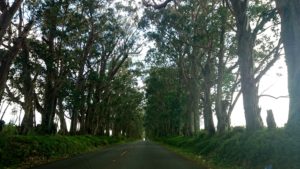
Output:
[32, 141, 207, 169]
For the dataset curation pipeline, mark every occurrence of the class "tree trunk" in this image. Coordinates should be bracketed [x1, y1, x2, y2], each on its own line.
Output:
[20, 43, 34, 134]
[70, 28, 93, 135]
[216, 6, 228, 133]
[41, 72, 58, 134]
[40, 33, 58, 134]
[266, 109, 277, 129]
[238, 31, 263, 131]
[275, 0, 300, 130]
[230, 0, 263, 131]
[57, 97, 67, 134]
[203, 60, 216, 134]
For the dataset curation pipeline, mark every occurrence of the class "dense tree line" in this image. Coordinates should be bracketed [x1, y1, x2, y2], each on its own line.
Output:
[0, 0, 144, 138]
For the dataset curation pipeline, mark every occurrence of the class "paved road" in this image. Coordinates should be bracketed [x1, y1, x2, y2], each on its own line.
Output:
[32, 141, 207, 169]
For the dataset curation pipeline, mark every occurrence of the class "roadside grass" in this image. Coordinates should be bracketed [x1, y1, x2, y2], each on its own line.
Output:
[0, 133, 128, 169]
[156, 128, 300, 169]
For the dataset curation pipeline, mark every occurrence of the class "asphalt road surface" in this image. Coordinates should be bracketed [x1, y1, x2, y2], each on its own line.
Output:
[32, 141, 207, 169]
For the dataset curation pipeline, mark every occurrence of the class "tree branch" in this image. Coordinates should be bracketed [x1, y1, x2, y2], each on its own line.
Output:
[5, 85, 23, 106]
[0, 0, 23, 43]
[255, 39, 282, 83]
[252, 8, 277, 37]
[259, 94, 289, 99]
[143, 0, 173, 9]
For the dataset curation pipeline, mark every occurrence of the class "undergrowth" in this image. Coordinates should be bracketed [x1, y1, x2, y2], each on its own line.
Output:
[157, 128, 300, 169]
[0, 134, 125, 169]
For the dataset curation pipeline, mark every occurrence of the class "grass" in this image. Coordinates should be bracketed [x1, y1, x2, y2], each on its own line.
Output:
[156, 128, 300, 169]
[0, 134, 128, 169]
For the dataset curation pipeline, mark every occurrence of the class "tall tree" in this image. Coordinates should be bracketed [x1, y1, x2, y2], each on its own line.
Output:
[275, 0, 300, 130]
[227, 0, 279, 131]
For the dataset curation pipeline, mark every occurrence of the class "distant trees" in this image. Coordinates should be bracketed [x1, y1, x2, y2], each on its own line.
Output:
[144, 67, 183, 137]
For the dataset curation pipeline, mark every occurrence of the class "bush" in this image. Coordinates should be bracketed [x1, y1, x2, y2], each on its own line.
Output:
[159, 128, 300, 169]
[1, 123, 19, 135]
[0, 135, 125, 168]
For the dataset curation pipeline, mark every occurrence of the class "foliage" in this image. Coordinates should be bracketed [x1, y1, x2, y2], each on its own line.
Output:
[0, 135, 125, 169]
[144, 67, 184, 137]
[158, 128, 300, 169]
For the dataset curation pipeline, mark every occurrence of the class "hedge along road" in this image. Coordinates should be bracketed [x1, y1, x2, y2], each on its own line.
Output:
[32, 141, 207, 169]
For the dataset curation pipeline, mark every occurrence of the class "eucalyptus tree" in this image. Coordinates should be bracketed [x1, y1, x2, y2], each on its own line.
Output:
[5, 40, 40, 134]
[227, 0, 282, 131]
[275, 0, 300, 130]
[27, 0, 83, 134]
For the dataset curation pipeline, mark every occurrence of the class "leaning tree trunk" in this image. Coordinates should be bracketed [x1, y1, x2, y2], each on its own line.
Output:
[275, 0, 300, 130]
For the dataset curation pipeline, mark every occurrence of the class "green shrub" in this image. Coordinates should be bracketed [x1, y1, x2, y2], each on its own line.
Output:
[0, 135, 125, 168]
[1, 124, 19, 135]
[159, 128, 300, 169]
